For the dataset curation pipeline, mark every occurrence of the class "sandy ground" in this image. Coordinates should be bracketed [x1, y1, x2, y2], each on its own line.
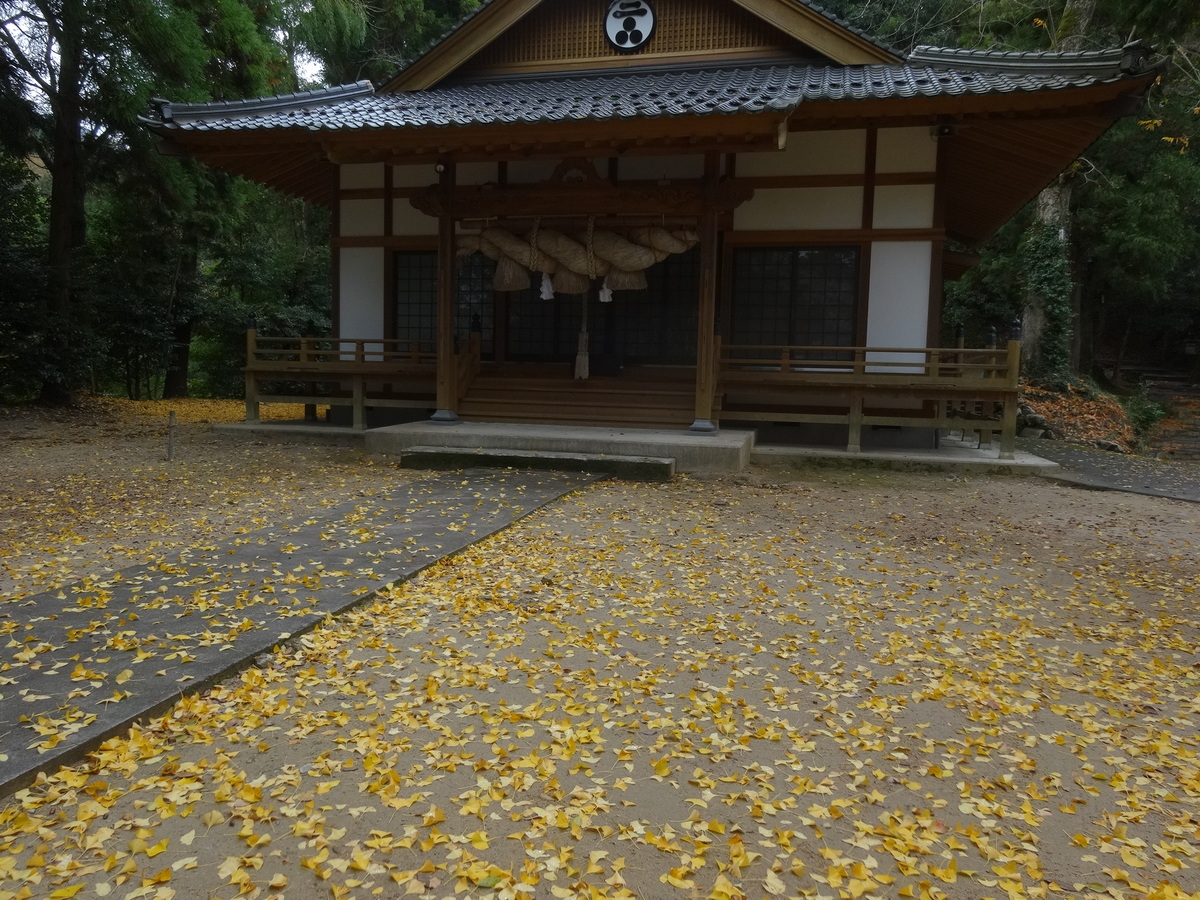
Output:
[1, 400, 1199, 900]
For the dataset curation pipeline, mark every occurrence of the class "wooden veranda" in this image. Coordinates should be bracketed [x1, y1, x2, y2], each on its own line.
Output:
[243, 330, 1022, 458]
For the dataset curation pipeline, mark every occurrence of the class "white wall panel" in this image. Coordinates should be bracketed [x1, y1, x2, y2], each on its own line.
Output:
[392, 201, 438, 236]
[339, 200, 384, 237]
[507, 160, 560, 184]
[866, 241, 932, 371]
[873, 185, 935, 229]
[733, 186, 862, 231]
[457, 161, 498, 186]
[618, 154, 705, 180]
[393, 164, 438, 188]
[340, 164, 384, 189]
[507, 158, 609, 184]
[737, 129, 866, 177]
[877, 127, 937, 173]
[338, 248, 385, 341]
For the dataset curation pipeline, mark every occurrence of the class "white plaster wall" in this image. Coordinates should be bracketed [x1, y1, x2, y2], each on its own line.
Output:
[393, 164, 438, 188]
[737, 129, 867, 177]
[733, 186, 862, 231]
[339, 248, 386, 342]
[506, 158, 609, 184]
[873, 185, 936, 229]
[339, 199, 384, 237]
[340, 164, 384, 190]
[876, 127, 938, 173]
[457, 162, 499, 186]
[617, 154, 705, 181]
[507, 160, 560, 184]
[392, 201, 438, 236]
[865, 241, 932, 371]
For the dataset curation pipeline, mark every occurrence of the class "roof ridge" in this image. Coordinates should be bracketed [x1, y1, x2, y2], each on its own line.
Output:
[907, 42, 1155, 77]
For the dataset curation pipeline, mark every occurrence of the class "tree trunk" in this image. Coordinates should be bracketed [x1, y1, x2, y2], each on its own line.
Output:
[40, 0, 86, 405]
[1022, 0, 1098, 378]
[162, 249, 198, 399]
[1056, 0, 1098, 52]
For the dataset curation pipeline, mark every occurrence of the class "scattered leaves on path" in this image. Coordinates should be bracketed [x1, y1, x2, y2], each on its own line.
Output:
[1, 457, 1198, 900]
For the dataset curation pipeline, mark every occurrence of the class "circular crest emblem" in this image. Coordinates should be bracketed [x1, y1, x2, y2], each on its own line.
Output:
[605, 0, 656, 53]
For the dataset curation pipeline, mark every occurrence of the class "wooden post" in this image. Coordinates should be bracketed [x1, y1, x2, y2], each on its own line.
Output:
[691, 152, 721, 433]
[847, 389, 864, 453]
[352, 374, 365, 430]
[167, 410, 176, 461]
[244, 325, 260, 423]
[431, 160, 460, 424]
[999, 339, 1021, 459]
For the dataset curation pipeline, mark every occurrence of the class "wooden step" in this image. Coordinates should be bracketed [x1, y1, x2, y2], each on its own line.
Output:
[399, 446, 675, 481]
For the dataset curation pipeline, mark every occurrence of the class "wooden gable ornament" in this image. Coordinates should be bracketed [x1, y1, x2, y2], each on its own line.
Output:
[605, 1, 657, 53]
[382, 0, 899, 92]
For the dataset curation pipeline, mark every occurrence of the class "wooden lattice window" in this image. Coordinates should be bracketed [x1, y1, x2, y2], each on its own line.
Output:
[730, 246, 859, 359]
[394, 251, 495, 357]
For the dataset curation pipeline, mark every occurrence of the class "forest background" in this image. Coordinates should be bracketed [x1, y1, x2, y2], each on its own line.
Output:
[1, 0, 1198, 406]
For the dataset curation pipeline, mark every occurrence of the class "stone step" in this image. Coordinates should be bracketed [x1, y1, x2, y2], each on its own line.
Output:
[398, 445, 676, 481]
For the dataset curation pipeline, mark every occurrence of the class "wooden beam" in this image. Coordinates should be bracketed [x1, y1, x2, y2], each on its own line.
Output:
[409, 177, 754, 220]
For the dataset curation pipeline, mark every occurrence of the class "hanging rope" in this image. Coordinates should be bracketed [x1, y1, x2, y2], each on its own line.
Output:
[575, 217, 595, 380]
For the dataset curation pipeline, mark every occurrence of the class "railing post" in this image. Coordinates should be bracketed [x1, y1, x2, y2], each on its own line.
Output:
[847, 389, 864, 454]
[352, 374, 365, 430]
[244, 325, 260, 423]
[999, 339, 1022, 459]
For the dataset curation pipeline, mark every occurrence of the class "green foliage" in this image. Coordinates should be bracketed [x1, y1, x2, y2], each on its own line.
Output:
[1021, 225, 1075, 385]
[0, 152, 50, 401]
[191, 186, 332, 398]
[1119, 383, 1168, 436]
[943, 219, 1026, 346]
[299, 0, 481, 84]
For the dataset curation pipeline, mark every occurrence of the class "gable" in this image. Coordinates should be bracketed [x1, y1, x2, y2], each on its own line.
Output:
[457, 0, 826, 79]
[384, 0, 900, 92]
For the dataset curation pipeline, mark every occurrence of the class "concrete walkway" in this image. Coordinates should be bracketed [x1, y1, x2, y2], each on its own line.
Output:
[0, 470, 597, 796]
[1021, 437, 1200, 502]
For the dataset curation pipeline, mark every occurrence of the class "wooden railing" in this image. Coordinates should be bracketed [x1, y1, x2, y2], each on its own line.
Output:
[719, 342, 1021, 458]
[244, 331, 439, 429]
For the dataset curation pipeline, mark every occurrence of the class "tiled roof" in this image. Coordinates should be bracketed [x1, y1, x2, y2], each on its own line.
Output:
[143, 53, 1146, 134]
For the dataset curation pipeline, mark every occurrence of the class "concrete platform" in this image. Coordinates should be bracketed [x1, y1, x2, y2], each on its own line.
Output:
[365, 421, 755, 474]
[217, 421, 1057, 475]
[753, 434, 1059, 473]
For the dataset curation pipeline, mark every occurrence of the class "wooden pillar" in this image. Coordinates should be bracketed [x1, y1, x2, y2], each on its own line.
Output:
[431, 160, 460, 424]
[999, 339, 1021, 459]
[691, 152, 721, 434]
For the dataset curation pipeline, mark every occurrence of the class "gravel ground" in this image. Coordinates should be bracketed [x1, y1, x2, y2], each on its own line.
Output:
[1, 401, 1199, 900]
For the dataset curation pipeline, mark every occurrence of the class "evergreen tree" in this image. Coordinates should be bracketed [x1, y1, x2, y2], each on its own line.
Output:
[0, 0, 283, 401]
[298, 0, 481, 85]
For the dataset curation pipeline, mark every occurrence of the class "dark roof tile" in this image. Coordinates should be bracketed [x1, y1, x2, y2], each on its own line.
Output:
[143, 49, 1148, 135]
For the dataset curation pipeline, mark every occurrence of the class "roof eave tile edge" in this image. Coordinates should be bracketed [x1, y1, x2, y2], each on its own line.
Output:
[141, 80, 376, 126]
[906, 41, 1161, 80]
